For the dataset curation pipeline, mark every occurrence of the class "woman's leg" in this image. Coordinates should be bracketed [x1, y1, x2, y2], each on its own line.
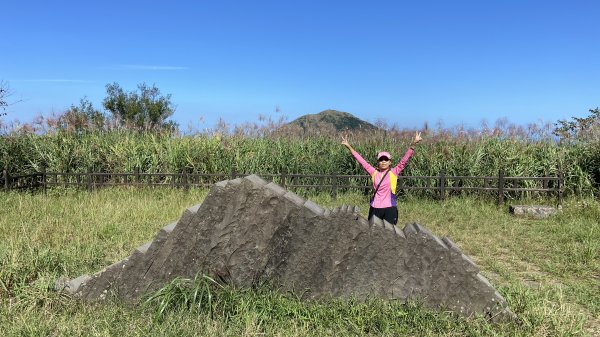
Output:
[368, 207, 396, 223]
[368, 206, 384, 221]
[382, 207, 398, 225]
[367, 206, 375, 221]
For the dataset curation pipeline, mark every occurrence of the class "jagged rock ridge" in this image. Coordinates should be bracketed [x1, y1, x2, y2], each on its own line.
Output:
[58, 175, 512, 320]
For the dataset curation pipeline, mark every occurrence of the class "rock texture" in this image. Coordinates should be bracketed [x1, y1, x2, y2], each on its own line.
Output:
[58, 175, 512, 320]
[509, 205, 557, 219]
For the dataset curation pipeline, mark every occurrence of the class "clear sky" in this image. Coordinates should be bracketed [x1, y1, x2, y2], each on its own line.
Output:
[1, 0, 599, 131]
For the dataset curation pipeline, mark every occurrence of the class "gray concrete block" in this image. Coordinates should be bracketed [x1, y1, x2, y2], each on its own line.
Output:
[161, 222, 177, 233]
[402, 222, 419, 236]
[215, 180, 228, 188]
[283, 191, 305, 207]
[413, 223, 430, 235]
[357, 216, 369, 227]
[460, 253, 480, 274]
[187, 204, 201, 214]
[383, 220, 396, 234]
[414, 225, 448, 250]
[136, 241, 152, 254]
[243, 174, 268, 187]
[476, 273, 494, 289]
[303, 200, 325, 215]
[265, 182, 286, 196]
[156, 225, 175, 242]
[442, 236, 459, 251]
[509, 205, 556, 219]
[369, 216, 384, 228]
[395, 227, 406, 239]
[64, 274, 91, 295]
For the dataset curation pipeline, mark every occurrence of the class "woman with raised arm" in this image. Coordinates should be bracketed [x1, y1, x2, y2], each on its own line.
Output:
[341, 131, 422, 225]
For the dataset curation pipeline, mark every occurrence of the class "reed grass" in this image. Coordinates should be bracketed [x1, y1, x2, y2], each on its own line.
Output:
[1, 130, 598, 197]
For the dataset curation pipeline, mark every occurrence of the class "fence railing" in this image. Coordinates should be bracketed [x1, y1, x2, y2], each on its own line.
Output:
[2, 168, 563, 205]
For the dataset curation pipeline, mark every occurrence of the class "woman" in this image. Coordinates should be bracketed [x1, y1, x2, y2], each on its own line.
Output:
[341, 131, 422, 224]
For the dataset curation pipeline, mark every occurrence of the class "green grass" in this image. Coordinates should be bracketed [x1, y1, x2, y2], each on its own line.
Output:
[2, 131, 599, 196]
[0, 188, 598, 336]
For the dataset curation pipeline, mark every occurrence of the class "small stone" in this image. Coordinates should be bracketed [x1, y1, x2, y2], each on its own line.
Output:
[509, 205, 556, 219]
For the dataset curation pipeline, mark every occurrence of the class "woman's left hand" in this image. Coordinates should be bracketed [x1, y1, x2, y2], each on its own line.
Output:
[341, 135, 351, 147]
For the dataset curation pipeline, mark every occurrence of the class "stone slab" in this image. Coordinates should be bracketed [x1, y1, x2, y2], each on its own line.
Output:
[509, 205, 556, 219]
[61, 175, 513, 321]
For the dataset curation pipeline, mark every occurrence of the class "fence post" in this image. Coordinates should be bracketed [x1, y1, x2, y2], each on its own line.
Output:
[134, 166, 140, 186]
[557, 164, 563, 207]
[183, 169, 189, 192]
[87, 167, 93, 192]
[41, 165, 47, 196]
[3, 167, 9, 191]
[331, 172, 338, 199]
[439, 169, 446, 201]
[281, 169, 287, 190]
[497, 168, 505, 205]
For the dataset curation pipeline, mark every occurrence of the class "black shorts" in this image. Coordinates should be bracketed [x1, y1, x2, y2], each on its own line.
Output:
[368, 206, 398, 225]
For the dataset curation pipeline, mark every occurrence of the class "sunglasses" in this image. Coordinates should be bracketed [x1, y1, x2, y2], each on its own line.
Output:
[378, 157, 390, 162]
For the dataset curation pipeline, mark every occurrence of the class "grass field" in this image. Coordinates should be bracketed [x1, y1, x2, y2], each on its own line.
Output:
[1, 187, 598, 336]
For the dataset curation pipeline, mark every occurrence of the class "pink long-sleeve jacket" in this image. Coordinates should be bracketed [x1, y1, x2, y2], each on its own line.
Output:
[351, 148, 414, 208]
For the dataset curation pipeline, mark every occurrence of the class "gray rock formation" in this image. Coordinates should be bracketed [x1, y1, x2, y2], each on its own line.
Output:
[509, 204, 557, 219]
[58, 175, 512, 320]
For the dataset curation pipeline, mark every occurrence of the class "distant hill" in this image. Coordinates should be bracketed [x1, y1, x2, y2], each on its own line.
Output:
[286, 109, 379, 133]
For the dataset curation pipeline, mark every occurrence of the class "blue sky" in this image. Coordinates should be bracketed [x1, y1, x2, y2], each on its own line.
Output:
[1, 0, 599, 130]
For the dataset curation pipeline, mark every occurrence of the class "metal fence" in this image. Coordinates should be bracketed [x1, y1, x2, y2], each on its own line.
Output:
[2, 167, 563, 205]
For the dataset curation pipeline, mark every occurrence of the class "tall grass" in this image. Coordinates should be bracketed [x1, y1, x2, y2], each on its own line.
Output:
[0, 188, 598, 336]
[1, 130, 598, 196]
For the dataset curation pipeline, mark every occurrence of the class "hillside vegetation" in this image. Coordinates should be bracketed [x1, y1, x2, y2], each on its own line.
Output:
[2, 108, 600, 197]
[1, 129, 598, 197]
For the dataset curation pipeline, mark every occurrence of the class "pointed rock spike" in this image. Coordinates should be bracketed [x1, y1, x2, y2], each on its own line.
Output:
[243, 174, 268, 187]
[369, 216, 384, 227]
[304, 200, 325, 215]
[265, 182, 286, 196]
[383, 220, 396, 233]
[136, 241, 152, 255]
[283, 191, 305, 207]
[402, 222, 419, 236]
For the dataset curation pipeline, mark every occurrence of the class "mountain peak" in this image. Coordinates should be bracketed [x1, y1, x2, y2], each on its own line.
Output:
[287, 110, 379, 132]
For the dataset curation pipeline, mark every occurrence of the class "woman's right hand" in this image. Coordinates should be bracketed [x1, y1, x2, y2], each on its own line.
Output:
[412, 131, 423, 145]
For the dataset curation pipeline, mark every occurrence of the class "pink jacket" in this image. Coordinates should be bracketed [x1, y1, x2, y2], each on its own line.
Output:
[351, 148, 414, 208]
